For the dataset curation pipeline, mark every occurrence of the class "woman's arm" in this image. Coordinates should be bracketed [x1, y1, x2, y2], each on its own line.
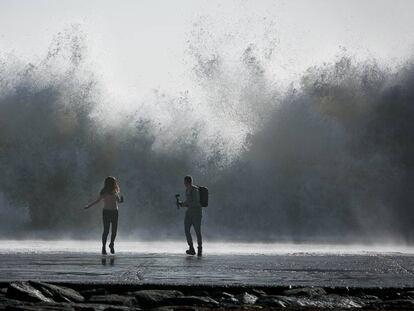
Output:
[116, 193, 124, 203]
[84, 195, 103, 209]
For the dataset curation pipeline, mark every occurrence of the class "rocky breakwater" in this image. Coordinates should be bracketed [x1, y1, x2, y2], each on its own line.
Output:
[1, 281, 414, 310]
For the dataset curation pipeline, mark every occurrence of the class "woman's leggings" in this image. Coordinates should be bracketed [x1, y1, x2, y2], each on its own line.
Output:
[102, 209, 118, 246]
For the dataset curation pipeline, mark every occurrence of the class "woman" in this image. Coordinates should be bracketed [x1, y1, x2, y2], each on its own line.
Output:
[85, 176, 124, 255]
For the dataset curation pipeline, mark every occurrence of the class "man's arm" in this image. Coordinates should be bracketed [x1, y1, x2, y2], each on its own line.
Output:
[180, 190, 190, 207]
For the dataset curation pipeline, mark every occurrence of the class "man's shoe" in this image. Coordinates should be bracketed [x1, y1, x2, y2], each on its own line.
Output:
[197, 246, 202, 257]
[109, 243, 115, 254]
[186, 246, 196, 255]
[102, 246, 107, 255]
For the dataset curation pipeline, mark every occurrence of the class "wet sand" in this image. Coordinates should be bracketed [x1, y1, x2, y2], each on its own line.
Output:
[0, 241, 413, 287]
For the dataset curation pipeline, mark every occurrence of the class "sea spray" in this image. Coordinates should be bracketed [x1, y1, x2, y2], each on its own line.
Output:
[0, 27, 413, 244]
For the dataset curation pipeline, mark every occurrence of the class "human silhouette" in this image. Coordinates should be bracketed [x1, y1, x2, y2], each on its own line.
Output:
[178, 175, 203, 256]
[84, 176, 124, 255]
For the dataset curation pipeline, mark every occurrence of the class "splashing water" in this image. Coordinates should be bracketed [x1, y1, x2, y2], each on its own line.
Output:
[0, 24, 413, 245]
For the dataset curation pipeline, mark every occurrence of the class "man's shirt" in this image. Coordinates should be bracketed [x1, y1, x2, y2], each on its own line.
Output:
[184, 185, 202, 213]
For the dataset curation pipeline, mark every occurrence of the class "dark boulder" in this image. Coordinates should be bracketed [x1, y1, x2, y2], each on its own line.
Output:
[237, 292, 258, 304]
[188, 290, 210, 297]
[6, 282, 54, 303]
[68, 302, 98, 311]
[162, 296, 219, 307]
[366, 298, 414, 309]
[5, 303, 74, 311]
[283, 286, 327, 297]
[29, 281, 84, 303]
[80, 288, 108, 300]
[250, 288, 267, 297]
[212, 291, 234, 299]
[212, 291, 239, 304]
[151, 307, 197, 311]
[88, 295, 137, 307]
[256, 295, 287, 307]
[0, 295, 27, 310]
[102, 306, 141, 311]
[401, 291, 414, 299]
[133, 290, 183, 307]
[259, 294, 363, 309]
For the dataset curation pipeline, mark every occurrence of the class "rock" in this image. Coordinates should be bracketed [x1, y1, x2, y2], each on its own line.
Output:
[189, 290, 210, 297]
[6, 282, 54, 303]
[359, 294, 380, 300]
[5, 302, 99, 311]
[80, 288, 108, 299]
[401, 291, 414, 298]
[0, 288, 8, 295]
[70, 303, 98, 311]
[5, 303, 75, 311]
[250, 289, 267, 297]
[314, 294, 363, 309]
[358, 294, 380, 306]
[163, 296, 219, 307]
[29, 281, 84, 303]
[151, 307, 197, 311]
[221, 296, 239, 304]
[259, 294, 363, 309]
[103, 307, 141, 311]
[212, 291, 234, 299]
[6, 281, 84, 305]
[69, 302, 125, 311]
[0, 295, 27, 310]
[133, 290, 183, 307]
[366, 298, 414, 309]
[255, 296, 286, 307]
[88, 295, 137, 307]
[283, 286, 327, 297]
[238, 292, 258, 304]
[212, 291, 239, 304]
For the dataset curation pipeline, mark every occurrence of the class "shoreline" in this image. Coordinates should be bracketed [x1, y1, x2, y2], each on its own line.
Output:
[1, 240, 414, 255]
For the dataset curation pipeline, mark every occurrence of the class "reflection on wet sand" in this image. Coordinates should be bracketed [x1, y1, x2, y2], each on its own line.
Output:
[1, 241, 414, 287]
[101, 256, 115, 266]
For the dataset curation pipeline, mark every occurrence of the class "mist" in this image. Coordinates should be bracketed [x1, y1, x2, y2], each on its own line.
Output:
[0, 23, 413, 244]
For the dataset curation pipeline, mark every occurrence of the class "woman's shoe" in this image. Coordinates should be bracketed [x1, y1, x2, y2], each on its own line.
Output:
[102, 246, 107, 255]
[109, 243, 115, 254]
[197, 246, 202, 257]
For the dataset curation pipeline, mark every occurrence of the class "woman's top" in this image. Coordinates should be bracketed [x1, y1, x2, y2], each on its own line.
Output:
[101, 192, 122, 210]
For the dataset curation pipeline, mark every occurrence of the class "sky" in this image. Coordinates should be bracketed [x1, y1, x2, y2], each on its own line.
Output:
[1, 0, 414, 98]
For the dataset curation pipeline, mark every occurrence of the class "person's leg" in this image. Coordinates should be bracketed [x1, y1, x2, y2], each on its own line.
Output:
[110, 211, 118, 244]
[184, 212, 195, 255]
[184, 212, 193, 247]
[109, 211, 118, 254]
[193, 214, 202, 256]
[193, 214, 202, 247]
[102, 211, 110, 254]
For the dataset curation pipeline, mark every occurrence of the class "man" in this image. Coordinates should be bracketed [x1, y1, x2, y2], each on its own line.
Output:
[179, 175, 202, 256]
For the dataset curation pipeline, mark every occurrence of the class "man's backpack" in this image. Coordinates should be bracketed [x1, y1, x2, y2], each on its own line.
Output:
[197, 186, 209, 207]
